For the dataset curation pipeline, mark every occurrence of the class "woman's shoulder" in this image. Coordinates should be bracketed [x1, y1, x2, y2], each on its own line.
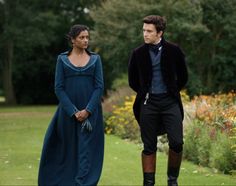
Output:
[87, 50, 100, 58]
[57, 50, 99, 57]
[56, 50, 101, 67]
[57, 51, 69, 61]
[87, 50, 102, 63]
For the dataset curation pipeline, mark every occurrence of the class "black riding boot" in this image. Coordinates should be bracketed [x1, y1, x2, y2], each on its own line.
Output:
[142, 153, 156, 186]
[143, 172, 155, 186]
[167, 149, 182, 186]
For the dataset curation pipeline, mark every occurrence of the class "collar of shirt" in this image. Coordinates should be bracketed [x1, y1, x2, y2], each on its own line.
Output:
[149, 39, 162, 55]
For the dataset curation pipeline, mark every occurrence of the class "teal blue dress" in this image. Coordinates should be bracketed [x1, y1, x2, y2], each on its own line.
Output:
[38, 51, 104, 186]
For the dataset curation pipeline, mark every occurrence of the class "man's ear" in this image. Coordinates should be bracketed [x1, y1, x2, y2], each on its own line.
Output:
[157, 31, 163, 37]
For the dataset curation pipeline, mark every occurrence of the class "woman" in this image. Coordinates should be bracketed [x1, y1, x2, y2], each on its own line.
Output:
[38, 24, 104, 185]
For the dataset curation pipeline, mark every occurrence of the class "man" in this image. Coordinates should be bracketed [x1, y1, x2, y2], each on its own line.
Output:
[128, 15, 188, 186]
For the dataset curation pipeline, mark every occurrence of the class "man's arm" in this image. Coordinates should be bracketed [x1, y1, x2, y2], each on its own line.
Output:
[128, 50, 139, 92]
[176, 47, 188, 91]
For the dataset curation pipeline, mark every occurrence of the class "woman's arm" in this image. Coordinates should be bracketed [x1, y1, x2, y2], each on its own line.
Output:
[54, 56, 79, 117]
[85, 55, 104, 115]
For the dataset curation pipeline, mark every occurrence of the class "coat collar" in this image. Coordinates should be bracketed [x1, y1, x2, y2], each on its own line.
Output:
[58, 50, 98, 71]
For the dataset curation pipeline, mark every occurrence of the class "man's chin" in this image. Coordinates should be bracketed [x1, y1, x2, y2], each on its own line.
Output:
[144, 41, 150, 44]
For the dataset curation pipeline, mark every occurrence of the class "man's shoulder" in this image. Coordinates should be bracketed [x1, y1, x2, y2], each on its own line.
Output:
[163, 40, 185, 56]
[163, 40, 181, 51]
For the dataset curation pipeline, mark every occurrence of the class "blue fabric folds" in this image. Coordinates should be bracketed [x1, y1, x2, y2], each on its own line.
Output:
[38, 51, 104, 186]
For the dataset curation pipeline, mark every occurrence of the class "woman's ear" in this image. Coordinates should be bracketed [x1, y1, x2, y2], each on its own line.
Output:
[71, 37, 76, 44]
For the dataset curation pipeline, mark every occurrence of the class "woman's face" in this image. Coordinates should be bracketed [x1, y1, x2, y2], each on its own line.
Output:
[72, 30, 89, 49]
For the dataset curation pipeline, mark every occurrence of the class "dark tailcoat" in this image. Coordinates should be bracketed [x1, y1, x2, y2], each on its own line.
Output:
[128, 38, 188, 135]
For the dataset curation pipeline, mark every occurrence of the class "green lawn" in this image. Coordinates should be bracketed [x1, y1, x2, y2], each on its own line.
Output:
[0, 96, 5, 103]
[0, 106, 235, 185]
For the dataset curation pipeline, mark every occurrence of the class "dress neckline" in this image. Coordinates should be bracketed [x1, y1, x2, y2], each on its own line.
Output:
[66, 55, 92, 69]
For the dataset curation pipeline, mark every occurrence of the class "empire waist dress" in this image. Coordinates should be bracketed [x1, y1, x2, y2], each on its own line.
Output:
[38, 51, 104, 186]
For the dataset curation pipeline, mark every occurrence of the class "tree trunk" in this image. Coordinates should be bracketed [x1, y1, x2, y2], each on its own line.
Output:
[3, 40, 16, 105]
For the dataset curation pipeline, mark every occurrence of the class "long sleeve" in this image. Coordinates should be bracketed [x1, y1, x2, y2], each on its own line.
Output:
[128, 50, 139, 92]
[176, 47, 188, 91]
[86, 56, 104, 114]
[54, 57, 78, 117]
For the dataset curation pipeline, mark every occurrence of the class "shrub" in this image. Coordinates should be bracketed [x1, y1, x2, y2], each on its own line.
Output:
[196, 125, 212, 166]
[104, 95, 141, 141]
[184, 92, 236, 174]
[183, 120, 201, 163]
[186, 92, 236, 133]
[209, 130, 236, 174]
[230, 127, 236, 175]
[111, 73, 129, 90]
[184, 120, 236, 174]
[105, 90, 236, 174]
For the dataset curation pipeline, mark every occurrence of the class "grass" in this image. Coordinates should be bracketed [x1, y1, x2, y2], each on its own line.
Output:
[0, 96, 5, 103]
[0, 106, 236, 185]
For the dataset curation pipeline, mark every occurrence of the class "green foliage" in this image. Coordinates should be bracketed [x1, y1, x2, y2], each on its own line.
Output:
[184, 92, 236, 173]
[0, 0, 103, 104]
[91, 0, 236, 95]
[209, 131, 236, 174]
[184, 120, 236, 174]
[184, 120, 202, 163]
[111, 73, 128, 90]
[90, 0, 202, 91]
[0, 0, 61, 104]
[0, 89, 3, 96]
[184, 121, 212, 166]
[199, 0, 236, 93]
[105, 95, 140, 141]
[90, 0, 147, 89]
[1, 0, 236, 103]
[13, 54, 57, 104]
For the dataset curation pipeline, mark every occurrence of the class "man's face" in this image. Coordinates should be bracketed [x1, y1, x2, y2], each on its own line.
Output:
[72, 30, 89, 49]
[143, 23, 162, 44]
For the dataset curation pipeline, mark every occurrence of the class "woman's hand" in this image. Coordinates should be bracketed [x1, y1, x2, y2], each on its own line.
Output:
[74, 110, 90, 122]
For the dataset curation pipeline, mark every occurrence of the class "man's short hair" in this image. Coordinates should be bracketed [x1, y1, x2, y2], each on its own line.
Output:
[143, 15, 166, 33]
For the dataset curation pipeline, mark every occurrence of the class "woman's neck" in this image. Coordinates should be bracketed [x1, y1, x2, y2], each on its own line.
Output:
[71, 47, 86, 56]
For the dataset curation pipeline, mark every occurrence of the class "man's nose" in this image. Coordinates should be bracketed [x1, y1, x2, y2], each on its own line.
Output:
[143, 34, 148, 38]
[143, 31, 148, 37]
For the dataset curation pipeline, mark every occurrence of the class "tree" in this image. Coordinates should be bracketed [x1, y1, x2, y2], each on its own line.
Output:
[90, 0, 206, 92]
[0, 0, 103, 104]
[0, 0, 60, 104]
[199, 0, 236, 93]
[90, 0, 236, 95]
